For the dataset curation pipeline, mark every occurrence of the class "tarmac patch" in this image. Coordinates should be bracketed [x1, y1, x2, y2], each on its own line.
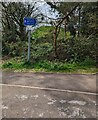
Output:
[15, 94, 28, 101]
[2, 105, 8, 110]
[68, 100, 86, 106]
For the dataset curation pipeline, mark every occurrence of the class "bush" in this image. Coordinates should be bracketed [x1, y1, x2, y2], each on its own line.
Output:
[57, 37, 97, 62]
[2, 25, 97, 63]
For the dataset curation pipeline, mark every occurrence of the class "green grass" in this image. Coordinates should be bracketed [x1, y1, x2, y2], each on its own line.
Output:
[31, 26, 70, 40]
[1, 26, 97, 74]
[32, 26, 54, 39]
[1, 57, 97, 74]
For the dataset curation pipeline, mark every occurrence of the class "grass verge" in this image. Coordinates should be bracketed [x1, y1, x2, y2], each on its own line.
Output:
[1, 57, 97, 74]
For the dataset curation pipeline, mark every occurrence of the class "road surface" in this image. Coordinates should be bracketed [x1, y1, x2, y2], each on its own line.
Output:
[1, 72, 97, 118]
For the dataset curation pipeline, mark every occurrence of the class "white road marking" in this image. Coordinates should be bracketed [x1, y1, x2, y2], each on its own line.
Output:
[0, 83, 97, 96]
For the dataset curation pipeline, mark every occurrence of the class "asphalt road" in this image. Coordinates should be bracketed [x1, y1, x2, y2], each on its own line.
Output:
[1, 72, 97, 118]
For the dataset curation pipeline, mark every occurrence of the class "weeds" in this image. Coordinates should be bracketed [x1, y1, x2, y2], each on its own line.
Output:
[1, 57, 97, 74]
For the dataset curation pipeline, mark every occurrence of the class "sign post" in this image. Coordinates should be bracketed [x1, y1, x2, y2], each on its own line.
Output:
[28, 30, 31, 62]
[24, 17, 37, 62]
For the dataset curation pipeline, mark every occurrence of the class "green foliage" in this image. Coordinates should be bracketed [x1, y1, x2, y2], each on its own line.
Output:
[3, 59, 24, 69]
[31, 42, 53, 61]
[2, 40, 27, 57]
[2, 58, 96, 73]
[33, 60, 76, 72]
[32, 26, 54, 40]
[2, 2, 97, 74]
[2, 2, 42, 57]
[57, 37, 97, 62]
[81, 2, 98, 36]
[2, 25, 97, 63]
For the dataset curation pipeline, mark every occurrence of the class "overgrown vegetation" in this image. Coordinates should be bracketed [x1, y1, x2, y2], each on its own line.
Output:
[1, 2, 97, 73]
[2, 57, 97, 73]
[2, 26, 97, 61]
[2, 25, 97, 73]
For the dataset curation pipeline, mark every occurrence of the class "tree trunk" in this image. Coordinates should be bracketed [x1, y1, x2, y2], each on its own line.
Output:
[78, 5, 81, 37]
[20, 26, 26, 41]
[64, 19, 66, 41]
[53, 26, 58, 58]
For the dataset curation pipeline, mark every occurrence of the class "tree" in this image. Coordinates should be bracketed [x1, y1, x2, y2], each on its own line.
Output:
[53, 2, 81, 57]
[1, 2, 43, 56]
[80, 2, 98, 37]
[2, 2, 41, 41]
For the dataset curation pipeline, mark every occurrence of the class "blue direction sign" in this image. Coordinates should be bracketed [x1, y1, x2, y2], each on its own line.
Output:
[24, 17, 37, 26]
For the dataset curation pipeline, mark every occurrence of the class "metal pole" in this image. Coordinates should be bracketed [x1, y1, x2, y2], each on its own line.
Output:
[28, 30, 31, 62]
